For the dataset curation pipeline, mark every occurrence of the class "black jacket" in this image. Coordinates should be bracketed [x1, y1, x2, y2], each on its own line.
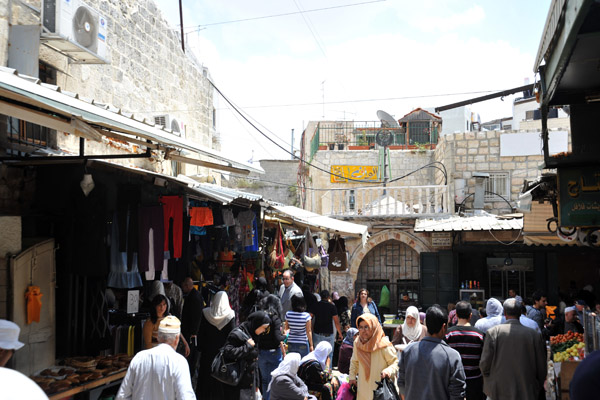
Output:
[222, 325, 259, 389]
[181, 288, 203, 339]
[258, 313, 285, 350]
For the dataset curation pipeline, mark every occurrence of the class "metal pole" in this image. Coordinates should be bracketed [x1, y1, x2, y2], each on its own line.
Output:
[383, 145, 388, 195]
[291, 128, 294, 159]
[179, 0, 185, 52]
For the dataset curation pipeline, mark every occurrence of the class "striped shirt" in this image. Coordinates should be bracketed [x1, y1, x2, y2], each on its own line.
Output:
[286, 311, 311, 344]
[445, 325, 485, 379]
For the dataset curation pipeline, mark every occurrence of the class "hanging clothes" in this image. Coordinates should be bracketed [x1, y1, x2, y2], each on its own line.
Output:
[160, 195, 183, 259]
[237, 210, 256, 248]
[107, 212, 143, 289]
[25, 286, 42, 324]
[117, 185, 141, 270]
[245, 217, 259, 252]
[190, 207, 213, 227]
[138, 205, 165, 273]
[222, 209, 235, 227]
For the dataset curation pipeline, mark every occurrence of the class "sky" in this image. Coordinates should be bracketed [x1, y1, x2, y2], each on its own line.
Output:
[154, 0, 552, 164]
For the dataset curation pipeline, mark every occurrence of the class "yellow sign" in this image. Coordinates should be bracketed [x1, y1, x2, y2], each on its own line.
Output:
[330, 165, 378, 183]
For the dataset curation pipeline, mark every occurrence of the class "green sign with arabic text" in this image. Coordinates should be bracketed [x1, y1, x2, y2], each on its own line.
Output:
[558, 166, 600, 227]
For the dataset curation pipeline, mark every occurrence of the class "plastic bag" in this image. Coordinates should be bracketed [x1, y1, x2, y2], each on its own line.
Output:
[379, 285, 390, 309]
[373, 378, 399, 400]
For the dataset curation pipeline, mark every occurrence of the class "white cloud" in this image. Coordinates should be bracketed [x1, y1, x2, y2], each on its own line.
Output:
[410, 5, 486, 33]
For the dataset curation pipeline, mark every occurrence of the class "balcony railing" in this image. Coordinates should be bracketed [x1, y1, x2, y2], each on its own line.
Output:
[320, 185, 451, 217]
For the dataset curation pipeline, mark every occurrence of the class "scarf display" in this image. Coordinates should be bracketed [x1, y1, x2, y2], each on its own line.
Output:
[402, 306, 423, 342]
[202, 291, 235, 330]
[301, 341, 331, 370]
[267, 352, 301, 392]
[354, 313, 391, 381]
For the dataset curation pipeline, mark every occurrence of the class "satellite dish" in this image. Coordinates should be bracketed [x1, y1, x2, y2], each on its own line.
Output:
[377, 110, 399, 128]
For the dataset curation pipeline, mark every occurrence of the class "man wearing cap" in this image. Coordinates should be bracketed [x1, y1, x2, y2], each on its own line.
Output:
[116, 316, 195, 400]
[559, 306, 584, 334]
[0, 319, 49, 399]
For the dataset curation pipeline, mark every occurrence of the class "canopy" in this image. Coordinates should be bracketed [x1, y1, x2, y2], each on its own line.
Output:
[267, 203, 369, 247]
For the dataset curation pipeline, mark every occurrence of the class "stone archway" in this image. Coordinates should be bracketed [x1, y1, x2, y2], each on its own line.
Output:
[348, 229, 432, 278]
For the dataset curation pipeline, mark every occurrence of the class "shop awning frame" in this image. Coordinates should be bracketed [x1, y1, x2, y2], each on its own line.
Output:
[266, 202, 370, 247]
[0, 67, 263, 175]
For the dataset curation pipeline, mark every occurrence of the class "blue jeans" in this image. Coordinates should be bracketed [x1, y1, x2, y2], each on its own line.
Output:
[313, 332, 335, 368]
[287, 341, 310, 358]
[258, 348, 282, 400]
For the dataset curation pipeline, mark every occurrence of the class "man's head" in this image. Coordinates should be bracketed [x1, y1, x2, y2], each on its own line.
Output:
[181, 277, 194, 295]
[320, 290, 330, 301]
[158, 316, 181, 349]
[401, 292, 409, 302]
[576, 300, 586, 312]
[532, 290, 547, 309]
[425, 305, 447, 338]
[565, 306, 578, 323]
[503, 298, 521, 319]
[455, 301, 472, 321]
[0, 320, 25, 367]
[282, 269, 294, 288]
[508, 289, 516, 298]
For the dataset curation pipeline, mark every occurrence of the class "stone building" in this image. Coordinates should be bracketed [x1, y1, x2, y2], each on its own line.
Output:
[299, 109, 575, 312]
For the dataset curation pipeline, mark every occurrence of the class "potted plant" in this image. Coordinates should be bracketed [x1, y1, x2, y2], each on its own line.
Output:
[318, 144, 327, 150]
[349, 130, 370, 150]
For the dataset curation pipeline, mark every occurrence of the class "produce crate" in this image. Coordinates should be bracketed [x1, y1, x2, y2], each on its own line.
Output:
[559, 360, 581, 400]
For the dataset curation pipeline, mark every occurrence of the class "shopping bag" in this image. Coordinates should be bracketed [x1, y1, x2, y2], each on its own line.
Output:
[373, 377, 400, 400]
[328, 237, 348, 272]
[302, 228, 321, 271]
[319, 245, 329, 268]
[268, 225, 285, 270]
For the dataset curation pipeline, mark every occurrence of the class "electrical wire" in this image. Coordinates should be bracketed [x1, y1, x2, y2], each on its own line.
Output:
[181, 0, 387, 31]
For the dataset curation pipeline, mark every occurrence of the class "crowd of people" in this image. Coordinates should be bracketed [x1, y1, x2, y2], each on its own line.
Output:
[3, 267, 600, 400]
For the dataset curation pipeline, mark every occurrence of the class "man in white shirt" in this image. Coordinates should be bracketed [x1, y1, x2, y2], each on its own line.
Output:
[116, 316, 195, 400]
[278, 269, 303, 315]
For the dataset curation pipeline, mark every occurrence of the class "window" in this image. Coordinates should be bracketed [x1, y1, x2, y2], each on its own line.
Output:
[408, 121, 430, 144]
[484, 172, 510, 202]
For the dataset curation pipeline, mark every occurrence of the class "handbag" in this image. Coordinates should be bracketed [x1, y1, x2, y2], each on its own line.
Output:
[373, 377, 400, 400]
[319, 245, 329, 268]
[328, 237, 348, 272]
[210, 329, 249, 386]
[302, 228, 321, 271]
[268, 225, 285, 270]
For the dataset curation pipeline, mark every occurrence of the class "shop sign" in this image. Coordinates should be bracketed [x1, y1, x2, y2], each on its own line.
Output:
[431, 232, 452, 247]
[558, 166, 600, 227]
[330, 165, 378, 183]
[127, 290, 139, 314]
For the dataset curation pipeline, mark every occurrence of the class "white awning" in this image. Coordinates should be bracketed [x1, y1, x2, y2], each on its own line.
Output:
[0, 67, 263, 175]
[415, 214, 523, 232]
[267, 203, 369, 247]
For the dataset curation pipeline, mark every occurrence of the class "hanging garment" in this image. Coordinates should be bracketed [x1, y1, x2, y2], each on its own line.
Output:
[222, 209, 235, 227]
[160, 196, 183, 259]
[244, 217, 259, 252]
[108, 212, 143, 289]
[25, 285, 43, 324]
[237, 210, 256, 248]
[117, 185, 141, 270]
[190, 207, 214, 227]
[138, 206, 165, 273]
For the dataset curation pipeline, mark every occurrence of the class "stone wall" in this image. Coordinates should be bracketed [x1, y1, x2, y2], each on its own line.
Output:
[307, 149, 434, 213]
[436, 130, 551, 213]
[4, 0, 216, 176]
[226, 159, 300, 205]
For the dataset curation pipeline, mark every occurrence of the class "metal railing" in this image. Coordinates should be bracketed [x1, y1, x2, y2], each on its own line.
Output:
[320, 185, 451, 217]
[313, 121, 437, 151]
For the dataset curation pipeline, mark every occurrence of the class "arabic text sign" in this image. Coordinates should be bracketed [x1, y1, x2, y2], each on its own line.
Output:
[558, 166, 600, 227]
[330, 165, 379, 183]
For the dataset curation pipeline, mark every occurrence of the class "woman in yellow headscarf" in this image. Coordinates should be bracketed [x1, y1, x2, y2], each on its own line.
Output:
[349, 313, 398, 400]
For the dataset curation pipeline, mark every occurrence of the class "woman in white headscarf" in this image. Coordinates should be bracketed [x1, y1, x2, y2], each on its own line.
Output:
[392, 306, 427, 345]
[298, 341, 338, 400]
[268, 353, 314, 400]
[197, 291, 236, 399]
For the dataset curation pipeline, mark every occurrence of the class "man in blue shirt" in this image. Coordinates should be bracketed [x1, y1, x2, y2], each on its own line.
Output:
[398, 305, 466, 400]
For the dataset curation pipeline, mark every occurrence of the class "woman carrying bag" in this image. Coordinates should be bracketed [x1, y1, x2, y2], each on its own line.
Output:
[349, 314, 398, 400]
[221, 311, 272, 400]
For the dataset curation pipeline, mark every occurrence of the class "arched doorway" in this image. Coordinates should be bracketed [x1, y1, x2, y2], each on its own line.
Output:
[354, 240, 419, 315]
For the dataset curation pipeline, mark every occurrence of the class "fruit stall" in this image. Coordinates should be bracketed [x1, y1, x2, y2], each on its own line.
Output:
[550, 332, 586, 400]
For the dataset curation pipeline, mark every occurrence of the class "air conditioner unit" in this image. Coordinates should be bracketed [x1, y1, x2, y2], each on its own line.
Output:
[154, 115, 184, 137]
[42, 0, 108, 62]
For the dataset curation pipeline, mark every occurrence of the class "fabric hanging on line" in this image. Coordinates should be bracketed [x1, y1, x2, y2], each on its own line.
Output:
[25, 285, 42, 324]
[160, 195, 183, 259]
[212, 207, 225, 226]
[237, 210, 256, 248]
[222, 209, 235, 227]
[107, 211, 143, 289]
[190, 207, 214, 227]
[117, 185, 141, 270]
[138, 205, 164, 273]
